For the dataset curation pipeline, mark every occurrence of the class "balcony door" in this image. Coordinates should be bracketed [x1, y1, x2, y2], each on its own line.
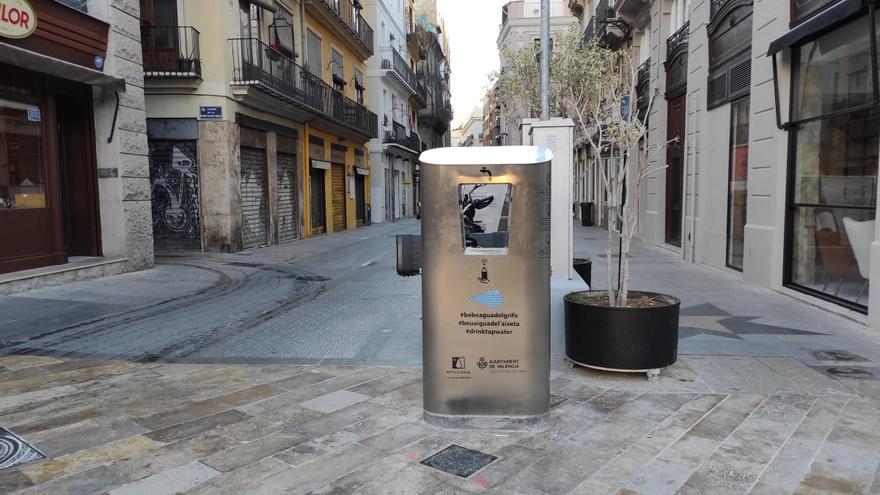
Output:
[665, 94, 685, 247]
[141, 0, 180, 72]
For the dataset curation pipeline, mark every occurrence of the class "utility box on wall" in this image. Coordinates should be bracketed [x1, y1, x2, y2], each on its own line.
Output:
[412, 146, 553, 430]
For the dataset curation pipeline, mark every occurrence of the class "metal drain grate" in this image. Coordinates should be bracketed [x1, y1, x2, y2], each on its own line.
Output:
[0, 428, 45, 470]
[826, 367, 875, 379]
[295, 275, 331, 282]
[421, 444, 497, 478]
[811, 350, 868, 362]
[225, 261, 265, 268]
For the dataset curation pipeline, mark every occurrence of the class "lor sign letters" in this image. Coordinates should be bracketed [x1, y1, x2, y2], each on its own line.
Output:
[0, 0, 35, 39]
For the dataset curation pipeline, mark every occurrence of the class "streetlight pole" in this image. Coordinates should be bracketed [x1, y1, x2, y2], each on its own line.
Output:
[540, 0, 550, 120]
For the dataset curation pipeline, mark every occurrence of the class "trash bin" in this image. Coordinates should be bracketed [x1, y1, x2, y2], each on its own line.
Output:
[580, 202, 594, 227]
[573, 258, 591, 286]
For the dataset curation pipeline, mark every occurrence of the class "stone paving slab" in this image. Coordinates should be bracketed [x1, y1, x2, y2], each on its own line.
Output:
[0, 355, 878, 494]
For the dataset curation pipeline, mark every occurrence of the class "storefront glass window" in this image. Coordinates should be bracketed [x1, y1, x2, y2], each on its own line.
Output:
[727, 98, 749, 270]
[0, 99, 45, 210]
[788, 18, 878, 309]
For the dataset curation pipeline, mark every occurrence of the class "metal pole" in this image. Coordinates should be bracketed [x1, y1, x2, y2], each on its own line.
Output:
[540, 0, 550, 120]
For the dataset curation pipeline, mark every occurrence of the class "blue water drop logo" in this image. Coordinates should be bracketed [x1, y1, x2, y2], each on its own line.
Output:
[471, 290, 503, 309]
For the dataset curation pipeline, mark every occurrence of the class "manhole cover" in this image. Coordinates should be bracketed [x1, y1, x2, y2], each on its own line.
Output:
[421, 444, 497, 478]
[0, 428, 45, 470]
[826, 367, 874, 379]
[811, 350, 867, 362]
[226, 262, 264, 268]
[295, 275, 331, 282]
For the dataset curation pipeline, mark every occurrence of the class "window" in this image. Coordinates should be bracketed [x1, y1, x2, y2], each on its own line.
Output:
[786, 15, 878, 309]
[271, 8, 295, 59]
[670, 0, 690, 32]
[239, 0, 261, 39]
[638, 27, 651, 64]
[354, 68, 365, 105]
[460, 183, 512, 253]
[331, 48, 345, 92]
[0, 99, 46, 210]
[726, 98, 750, 270]
[307, 30, 322, 77]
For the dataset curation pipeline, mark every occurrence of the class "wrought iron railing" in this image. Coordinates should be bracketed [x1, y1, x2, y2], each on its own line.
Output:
[315, 0, 374, 54]
[142, 26, 202, 77]
[230, 38, 377, 138]
[636, 58, 651, 120]
[710, 0, 733, 19]
[415, 82, 427, 105]
[666, 21, 689, 56]
[381, 48, 418, 93]
[384, 121, 421, 151]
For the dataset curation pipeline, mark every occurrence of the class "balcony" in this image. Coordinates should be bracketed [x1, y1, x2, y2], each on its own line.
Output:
[381, 48, 418, 96]
[305, 0, 374, 60]
[142, 26, 201, 80]
[229, 37, 377, 141]
[415, 82, 427, 107]
[664, 22, 689, 99]
[418, 98, 451, 133]
[636, 58, 650, 122]
[383, 121, 421, 153]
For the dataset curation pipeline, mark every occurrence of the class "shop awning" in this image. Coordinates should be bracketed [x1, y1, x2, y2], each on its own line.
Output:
[768, 0, 864, 55]
[311, 159, 331, 170]
[0, 43, 125, 91]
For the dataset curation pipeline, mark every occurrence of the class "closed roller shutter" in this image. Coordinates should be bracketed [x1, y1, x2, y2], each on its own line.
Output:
[276, 152, 297, 242]
[331, 163, 346, 231]
[240, 146, 268, 249]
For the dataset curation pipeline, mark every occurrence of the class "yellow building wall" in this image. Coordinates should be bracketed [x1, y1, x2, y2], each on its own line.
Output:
[303, 17, 369, 105]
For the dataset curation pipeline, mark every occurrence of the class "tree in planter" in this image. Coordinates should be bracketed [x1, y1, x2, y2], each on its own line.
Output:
[492, 26, 672, 307]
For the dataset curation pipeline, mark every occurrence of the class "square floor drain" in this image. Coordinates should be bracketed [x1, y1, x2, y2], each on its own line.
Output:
[421, 444, 497, 478]
[0, 428, 45, 470]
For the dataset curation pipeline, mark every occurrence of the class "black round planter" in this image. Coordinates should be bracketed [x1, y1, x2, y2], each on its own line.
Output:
[564, 291, 680, 371]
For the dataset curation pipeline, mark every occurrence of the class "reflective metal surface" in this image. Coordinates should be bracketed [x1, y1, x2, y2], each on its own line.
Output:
[420, 150, 552, 426]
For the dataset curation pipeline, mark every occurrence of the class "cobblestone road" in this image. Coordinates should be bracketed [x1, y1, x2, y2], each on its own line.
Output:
[0, 221, 422, 365]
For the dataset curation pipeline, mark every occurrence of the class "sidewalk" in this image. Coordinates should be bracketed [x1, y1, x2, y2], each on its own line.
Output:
[0, 223, 879, 494]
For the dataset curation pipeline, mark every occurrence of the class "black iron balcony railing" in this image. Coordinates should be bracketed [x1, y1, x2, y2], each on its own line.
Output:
[583, 16, 596, 45]
[384, 121, 421, 151]
[381, 48, 418, 93]
[636, 58, 651, 120]
[142, 26, 202, 77]
[415, 82, 427, 106]
[230, 38, 377, 138]
[315, 0, 374, 54]
[667, 21, 689, 56]
[710, 0, 734, 19]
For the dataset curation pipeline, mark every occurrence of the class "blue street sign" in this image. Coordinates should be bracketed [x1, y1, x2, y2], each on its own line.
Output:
[199, 106, 223, 120]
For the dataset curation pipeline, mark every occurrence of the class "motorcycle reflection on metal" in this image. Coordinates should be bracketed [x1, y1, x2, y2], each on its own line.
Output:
[460, 183, 511, 251]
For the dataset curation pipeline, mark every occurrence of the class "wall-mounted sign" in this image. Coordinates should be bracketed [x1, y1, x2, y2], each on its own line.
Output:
[198, 105, 223, 120]
[0, 0, 36, 39]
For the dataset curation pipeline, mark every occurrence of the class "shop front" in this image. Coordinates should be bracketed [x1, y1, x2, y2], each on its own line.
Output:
[770, 0, 880, 312]
[0, 0, 129, 276]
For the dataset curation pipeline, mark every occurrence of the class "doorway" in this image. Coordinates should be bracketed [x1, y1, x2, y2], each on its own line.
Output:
[331, 163, 346, 231]
[310, 167, 326, 235]
[665, 94, 685, 247]
[57, 94, 101, 257]
[355, 173, 366, 226]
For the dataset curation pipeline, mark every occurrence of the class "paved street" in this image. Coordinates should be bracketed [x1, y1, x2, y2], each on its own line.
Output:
[0, 221, 422, 366]
[0, 221, 879, 494]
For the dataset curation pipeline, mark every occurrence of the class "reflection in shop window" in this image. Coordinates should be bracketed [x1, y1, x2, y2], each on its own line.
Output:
[727, 99, 749, 271]
[460, 183, 511, 254]
[787, 15, 877, 309]
[0, 99, 45, 210]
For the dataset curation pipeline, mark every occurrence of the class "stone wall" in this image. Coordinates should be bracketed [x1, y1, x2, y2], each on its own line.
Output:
[94, 0, 154, 270]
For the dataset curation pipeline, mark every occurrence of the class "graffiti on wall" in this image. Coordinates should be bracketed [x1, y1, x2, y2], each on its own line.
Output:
[149, 141, 201, 250]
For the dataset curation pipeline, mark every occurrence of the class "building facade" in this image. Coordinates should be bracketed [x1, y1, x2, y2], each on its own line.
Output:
[0, 0, 153, 291]
[364, 0, 425, 224]
[497, 0, 577, 146]
[573, 0, 880, 328]
[413, 0, 452, 152]
[459, 106, 484, 147]
[482, 84, 502, 146]
[141, 0, 378, 253]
